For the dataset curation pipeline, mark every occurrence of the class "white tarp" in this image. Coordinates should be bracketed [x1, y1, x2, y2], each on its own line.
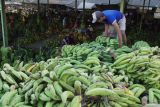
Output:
[7, 0, 121, 5]
[67, 0, 121, 8]
[22, 0, 73, 4]
[5, 1, 22, 5]
[77, 2, 96, 9]
[128, 0, 160, 7]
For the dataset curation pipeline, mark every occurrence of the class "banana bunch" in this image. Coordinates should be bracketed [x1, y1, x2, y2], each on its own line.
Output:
[96, 36, 119, 49]
[108, 39, 119, 49]
[61, 43, 116, 63]
[112, 52, 135, 70]
[17, 60, 90, 106]
[85, 87, 141, 107]
[112, 46, 160, 89]
[0, 63, 29, 92]
[132, 41, 150, 50]
[61, 45, 94, 61]
[129, 84, 146, 97]
[0, 90, 32, 107]
[95, 36, 110, 46]
[148, 88, 160, 104]
[114, 46, 133, 56]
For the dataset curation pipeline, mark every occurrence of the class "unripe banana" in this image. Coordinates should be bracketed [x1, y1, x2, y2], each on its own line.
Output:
[39, 92, 51, 101]
[85, 88, 118, 97]
[70, 96, 82, 107]
[74, 80, 82, 95]
[44, 84, 60, 100]
[61, 91, 74, 104]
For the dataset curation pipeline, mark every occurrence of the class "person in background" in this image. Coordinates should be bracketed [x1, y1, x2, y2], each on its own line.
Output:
[92, 10, 127, 47]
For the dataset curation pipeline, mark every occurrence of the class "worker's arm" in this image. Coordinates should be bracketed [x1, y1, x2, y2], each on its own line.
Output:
[112, 21, 122, 48]
[103, 24, 109, 36]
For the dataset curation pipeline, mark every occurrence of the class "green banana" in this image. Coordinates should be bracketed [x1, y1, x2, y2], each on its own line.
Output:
[53, 81, 63, 96]
[19, 72, 29, 80]
[70, 96, 82, 107]
[149, 89, 154, 103]
[10, 69, 22, 80]
[134, 88, 145, 98]
[77, 76, 90, 86]
[25, 88, 33, 104]
[43, 76, 53, 83]
[0, 70, 7, 80]
[0, 78, 3, 91]
[49, 71, 58, 81]
[87, 82, 108, 91]
[45, 101, 54, 107]
[37, 100, 44, 107]
[14, 102, 25, 107]
[1, 90, 17, 106]
[109, 101, 122, 107]
[32, 78, 43, 91]
[61, 91, 74, 104]
[74, 80, 82, 95]
[5, 74, 17, 85]
[21, 80, 35, 93]
[46, 60, 58, 71]
[44, 84, 60, 100]
[56, 64, 73, 77]
[9, 94, 22, 106]
[39, 92, 51, 101]
[85, 88, 118, 97]
[35, 84, 45, 99]
[3, 82, 10, 91]
[60, 68, 78, 82]
[59, 80, 75, 93]
[30, 94, 37, 105]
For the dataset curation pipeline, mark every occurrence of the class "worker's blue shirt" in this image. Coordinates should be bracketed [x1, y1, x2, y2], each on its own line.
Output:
[102, 10, 123, 24]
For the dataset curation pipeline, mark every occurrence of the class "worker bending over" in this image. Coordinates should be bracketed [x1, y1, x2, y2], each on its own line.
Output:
[92, 10, 127, 47]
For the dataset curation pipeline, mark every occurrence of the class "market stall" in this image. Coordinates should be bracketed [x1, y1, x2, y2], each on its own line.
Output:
[0, 0, 160, 107]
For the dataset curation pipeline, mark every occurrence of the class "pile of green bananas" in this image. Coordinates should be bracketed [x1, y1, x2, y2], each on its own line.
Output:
[96, 36, 119, 49]
[112, 46, 160, 89]
[148, 88, 160, 104]
[113, 46, 133, 56]
[132, 41, 150, 50]
[0, 63, 29, 93]
[129, 84, 146, 98]
[129, 84, 160, 104]
[0, 57, 141, 107]
[0, 90, 31, 107]
[61, 43, 113, 62]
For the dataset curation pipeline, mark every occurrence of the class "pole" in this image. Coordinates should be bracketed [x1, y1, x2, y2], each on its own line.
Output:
[81, 0, 85, 28]
[0, 0, 8, 47]
[83, 0, 85, 12]
[37, 0, 40, 17]
[120, 0, 125, 13]
[139, 0, 146, 31]
[75, 0, 77, 11]
[148, 0, 151, 10]
[37, 0, 40, 32]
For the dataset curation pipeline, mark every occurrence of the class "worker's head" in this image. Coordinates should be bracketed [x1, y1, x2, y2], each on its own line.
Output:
[92, 11, 105, 23]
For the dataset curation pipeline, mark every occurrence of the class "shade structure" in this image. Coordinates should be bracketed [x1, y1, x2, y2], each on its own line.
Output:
[77, 2, 96, 9]
[128, 0, 160, 7]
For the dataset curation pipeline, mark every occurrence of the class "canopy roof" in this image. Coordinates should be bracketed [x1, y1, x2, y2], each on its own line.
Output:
[5, 0, 160, 8]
